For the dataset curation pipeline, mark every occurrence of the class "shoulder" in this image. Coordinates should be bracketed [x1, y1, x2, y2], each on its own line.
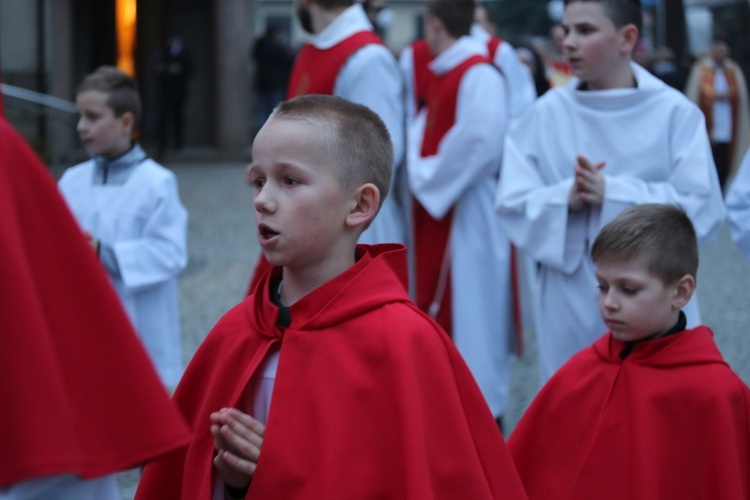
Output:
[59, 160, 94, 183]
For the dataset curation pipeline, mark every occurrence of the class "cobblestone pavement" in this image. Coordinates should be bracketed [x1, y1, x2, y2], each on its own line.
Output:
[119, 162, 750, 498]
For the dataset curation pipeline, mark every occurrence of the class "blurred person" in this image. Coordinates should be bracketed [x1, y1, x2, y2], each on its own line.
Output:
[686, 35, 750, 191]
[651, 46, 683, 90]
[59, 66, 188, 390]
[251, 26, 294, 135]
[153, 31, 193, 156]
[546, 23, 573, 87]
[0, 114, 189, 499]
[495, 0, 725, 382]
[406, 0, 518, 432]
[517, 45, 551, 97]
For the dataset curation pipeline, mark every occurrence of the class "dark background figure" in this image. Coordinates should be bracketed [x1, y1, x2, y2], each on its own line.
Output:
[251, 26, 293, 136]
[517, 45, 550, 98]
[154, 32, 193, 157]
[651, 46, 683, 90]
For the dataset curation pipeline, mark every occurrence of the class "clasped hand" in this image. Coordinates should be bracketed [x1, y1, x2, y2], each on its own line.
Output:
[211, 408, 265, 491]
[569, 155, 606, 211]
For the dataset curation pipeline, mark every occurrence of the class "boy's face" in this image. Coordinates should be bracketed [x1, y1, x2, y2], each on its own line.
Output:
[562, 2, 634, 89]
[595, 256, 684, 342]
[248, 116, 356, 270]
[76, 90, 133, 158]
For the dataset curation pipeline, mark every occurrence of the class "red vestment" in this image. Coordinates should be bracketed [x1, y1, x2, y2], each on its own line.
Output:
[0, 116, 190, 486]
[286, 30, 383, 99]
[413, 55, 490, 336]
[508, 326, 750, 499]
[137, 244, 527, 499]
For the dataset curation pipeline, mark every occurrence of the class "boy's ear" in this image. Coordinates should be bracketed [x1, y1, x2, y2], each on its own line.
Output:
[345, 183, 380, 229]
[120, 111, 136, 132]
[620, 24, 640, 56]
[671, 274, 696, 310]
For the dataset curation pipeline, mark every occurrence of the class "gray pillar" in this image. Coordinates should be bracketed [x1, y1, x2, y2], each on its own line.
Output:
[214, 0, 252, 150]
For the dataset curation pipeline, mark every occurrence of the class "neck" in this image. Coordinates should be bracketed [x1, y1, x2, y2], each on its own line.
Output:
[587, 62, 636, 91]
[280, 248, 356, 305]
[431, 35, 459, 57]
[311, 4, 349, 34]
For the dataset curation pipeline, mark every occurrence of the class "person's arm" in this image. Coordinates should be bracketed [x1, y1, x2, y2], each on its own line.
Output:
[494, 100, 588, 274]
[113, 171, 188, 290]
[408, 64, 506, 220]
[398, 45, 418, 124]
[599, 105, 725, 245]
[725, 150, 750, 259]
[211, 408, 265, 499]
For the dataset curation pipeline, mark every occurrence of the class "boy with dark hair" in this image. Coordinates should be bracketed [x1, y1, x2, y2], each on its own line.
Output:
[508, 203, 750, 499]
[495, 0, 725, 382]
[135, 94, 527, 499]
[59, 66, 188, 390]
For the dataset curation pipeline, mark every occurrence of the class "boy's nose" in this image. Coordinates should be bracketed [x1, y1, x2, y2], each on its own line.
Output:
[253, 186, 275, 213]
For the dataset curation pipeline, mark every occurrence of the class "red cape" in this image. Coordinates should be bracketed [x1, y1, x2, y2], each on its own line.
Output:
[508, 327, 750, 499]
[137, 245, 527, 499]
[0, 116, 190, 486]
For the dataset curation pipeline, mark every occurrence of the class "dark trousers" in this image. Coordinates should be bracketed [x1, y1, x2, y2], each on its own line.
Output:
[711, 141, 731, 192]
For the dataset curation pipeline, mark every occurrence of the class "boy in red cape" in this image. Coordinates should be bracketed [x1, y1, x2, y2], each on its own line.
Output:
[0, 115, 190, 497]
[135, 95, 527, 499]
[508, 204, 750, 499]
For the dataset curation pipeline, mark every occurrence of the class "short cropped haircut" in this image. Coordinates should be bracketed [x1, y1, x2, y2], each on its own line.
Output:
[76, 66, 142, 127]
[271, 94, 393, 211]
[591, 204, 698, 284]
[427, 0, 476, 39]
[564, 0, 642, 34]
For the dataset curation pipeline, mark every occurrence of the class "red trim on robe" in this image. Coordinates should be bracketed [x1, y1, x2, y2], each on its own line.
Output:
[413, 55, 490, 336]
[286, 31, 383, 99]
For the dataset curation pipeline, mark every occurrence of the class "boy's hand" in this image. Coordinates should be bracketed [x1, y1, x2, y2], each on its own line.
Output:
[570, 156, 605, 209]
[211, 408, 265, 490]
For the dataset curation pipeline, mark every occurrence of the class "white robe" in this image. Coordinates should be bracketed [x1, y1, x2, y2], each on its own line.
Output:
[310, 4, 406, 245]
[408, 36, 514, 417]
[726, 148, 750, 259]
[495, 62, 726, 381]
[59, 156, 188, 388]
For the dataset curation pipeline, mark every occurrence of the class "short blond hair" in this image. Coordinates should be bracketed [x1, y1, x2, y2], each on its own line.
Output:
[271, 94, 393, 211]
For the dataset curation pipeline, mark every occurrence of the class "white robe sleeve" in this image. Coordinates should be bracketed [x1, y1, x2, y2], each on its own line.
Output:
[114, 173, 188, 291]
[601, 106, 726, 245]
[409, 64, 506, 220]
[726, 149, 750, 259]
[336, 44, 405, 171]
[495, 107, 579, 272]
[494, 42, 536, 123]
[398, 45, 417, 123]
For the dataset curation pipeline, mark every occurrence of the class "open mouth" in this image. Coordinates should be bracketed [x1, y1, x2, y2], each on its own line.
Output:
[258, 224, 279, 240]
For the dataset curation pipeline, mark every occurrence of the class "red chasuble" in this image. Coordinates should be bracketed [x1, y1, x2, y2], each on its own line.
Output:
[508, 327, 750, 499]
[286, 30, 383, 99]
[410, 38, 503, 113]
[413, 55, 490, 336]
[0, 117, 190, 487]
[137, 245, 527, 499]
